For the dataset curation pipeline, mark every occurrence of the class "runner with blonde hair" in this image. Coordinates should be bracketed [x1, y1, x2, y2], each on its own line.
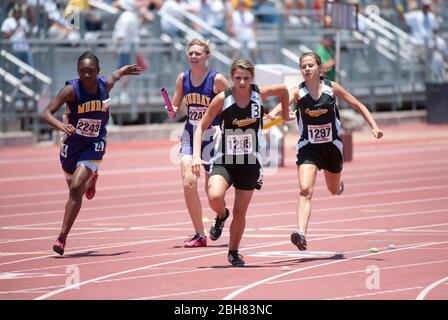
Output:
[165, 39, 229, 247]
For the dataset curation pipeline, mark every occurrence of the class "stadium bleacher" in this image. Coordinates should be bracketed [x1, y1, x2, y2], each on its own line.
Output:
[1, 0, 446, 142]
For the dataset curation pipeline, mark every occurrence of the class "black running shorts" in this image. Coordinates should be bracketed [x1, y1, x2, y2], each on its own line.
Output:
[296, 142, 343, 173]
[210, 164, 260, 190]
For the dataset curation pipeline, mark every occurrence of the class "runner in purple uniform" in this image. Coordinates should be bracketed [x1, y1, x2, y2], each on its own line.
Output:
[165, 39, 229, 247]
[40, 51, 141, 255]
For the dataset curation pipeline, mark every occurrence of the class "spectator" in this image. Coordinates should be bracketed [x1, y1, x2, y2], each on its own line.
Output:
[13, 0, 37, 33]
[159, 0, 186, 39]
[284, 0, 308, 25]
[196, 0, 227, 35]
[228, 0, 259, 62]
[431, 30, 448, 82]
[315, 35, 336, 81]
[146, 0, 164, 10]
[230, 0, 252, 9]
[255, 0, 280, 25]
[223, 0, 234, 26]
[112, 0, 145, 102]
[1, 4, 33, 74]
[42, 0, 80, 42]
[399, 0, 440, 48]
[312, 0, 326, 23]
[399, 0, 441, 80]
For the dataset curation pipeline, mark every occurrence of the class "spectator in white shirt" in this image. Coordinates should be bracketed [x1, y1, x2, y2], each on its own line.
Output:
[399, 0, 443, 81]
[228, 0, 258, 62]
[159, 0, 186, 38]
[196, 0, 227, 35]
[1, 4, 33, 74]
[431, 30, 448, 82]
[159, 0, 201, 38]
[112, 0, 152, 103]
[400, 0, 440, 48]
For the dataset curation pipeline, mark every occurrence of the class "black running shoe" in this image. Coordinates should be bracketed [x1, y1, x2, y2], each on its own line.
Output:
[53, 238, 65, 255]
[291, 231, 307, 251]
[228, 252, 245, 267]
[209, 208, 230, 241]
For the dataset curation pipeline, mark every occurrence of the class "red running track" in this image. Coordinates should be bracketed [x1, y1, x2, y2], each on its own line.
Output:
[0, 123, 447, 300]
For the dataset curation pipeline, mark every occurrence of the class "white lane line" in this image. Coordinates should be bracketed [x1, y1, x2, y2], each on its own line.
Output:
[2, 206, 447, 269]
[2, 178, 447, 220]
[0, 156, 446, 196]
[270, 259, 448, 285]
[393, 223, 448, 233]
[0, 228, 124, 245]
[133, 285, 244, 300]
[2, 200, 447, 248]
[33, 242, 283, 300]
[0, 236, 187, 267]
[1, 171, 447, 210]
[1, 245, 212, 275]
[0, 165, 176, 183]
[328, 287, 424, 300]
[11, 248, 448, 299]
[355, 144, 448, 157]
[0, 285, 66, 295]
[4, 195, 448, 232]
[1, 141, 446, 165]
[0, 148, 172, 165]
[0, 181, 180, 200]
[416, 276, 448, 300]
[260, 207, 448, 231]
[123, 242, 447, 300]
[35, 230, 385, 300]
[1, 158, 446, 203]
[222, 241, 446, 300]
[1, 153, 447, 196]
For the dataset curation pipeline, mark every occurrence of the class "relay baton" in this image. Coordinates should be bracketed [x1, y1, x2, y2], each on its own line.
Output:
[161, 87, 176, 118]
[262, 117, 284, 130]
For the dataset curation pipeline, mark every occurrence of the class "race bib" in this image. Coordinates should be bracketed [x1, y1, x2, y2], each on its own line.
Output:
[188, 106, 207, 126]
[226, 134, 253, 155]
[308, 123, 332, 144]
[75, 118, 101, 137]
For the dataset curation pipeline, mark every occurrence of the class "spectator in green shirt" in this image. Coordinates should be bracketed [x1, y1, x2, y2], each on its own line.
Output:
[315, 35, 336, 81]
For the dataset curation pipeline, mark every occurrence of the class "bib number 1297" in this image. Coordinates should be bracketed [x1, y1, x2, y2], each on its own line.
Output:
[308, 123, 332, 144]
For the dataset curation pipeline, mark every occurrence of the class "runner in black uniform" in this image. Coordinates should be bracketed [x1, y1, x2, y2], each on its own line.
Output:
[270, 52, 383, 251]
[192, 59, 291, 266]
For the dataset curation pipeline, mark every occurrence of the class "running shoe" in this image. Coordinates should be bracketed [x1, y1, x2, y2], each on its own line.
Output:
[53, 238, 66, 255]
[228, 252, 245, 267]
[291, 231, 307, 251]
[85, 173, 98, 200]
[184, 234, 207, 248]
[209, 208, 230, 241]
[336, 180, 344, 195]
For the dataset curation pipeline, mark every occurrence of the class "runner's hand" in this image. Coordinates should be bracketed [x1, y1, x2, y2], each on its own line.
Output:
[191, 156, 202, 177]
[61, 123, 75, 135]
[165, 105, 178, 118]
[372, 127, 383, 139]
[191, 156, 208, 177]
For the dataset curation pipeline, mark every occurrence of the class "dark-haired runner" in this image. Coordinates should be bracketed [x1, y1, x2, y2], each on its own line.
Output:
[270, 52, 383, 251]
[40, 51, 141, 255]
